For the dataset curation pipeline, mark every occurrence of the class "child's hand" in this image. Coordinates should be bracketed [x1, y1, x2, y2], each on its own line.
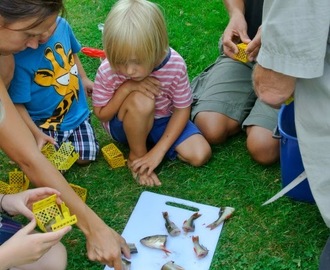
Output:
[131, 147, 164, 177]
[126, 76, 161, 99]
[82, 77, 94, 97]
[35, 131, 56, 151]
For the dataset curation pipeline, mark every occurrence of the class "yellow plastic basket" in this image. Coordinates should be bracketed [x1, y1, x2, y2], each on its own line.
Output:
[0, 181, 10, 194]
[0, 169, 30, 194]
[32, 194, 77, 232]
[101, 143, 126, 168]
[69, 183, 87, 202]
[235, 43, 249, 63]
[42, 142, 79, 171]
[41, 142, 56, 158]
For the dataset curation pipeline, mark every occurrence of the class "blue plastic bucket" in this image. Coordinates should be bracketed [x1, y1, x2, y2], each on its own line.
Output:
[278, 101, 315, 203]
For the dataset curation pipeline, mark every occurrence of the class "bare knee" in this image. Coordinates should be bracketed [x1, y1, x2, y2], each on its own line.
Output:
[246, 127, 279, 165]
[128, 91, 155, 116]
[190, 147, 212, 167]
[194, 112, 240, 144]
[177, 135, 212, 167]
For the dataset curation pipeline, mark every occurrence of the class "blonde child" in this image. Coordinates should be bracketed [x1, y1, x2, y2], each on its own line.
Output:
[93, 0, 211, 186]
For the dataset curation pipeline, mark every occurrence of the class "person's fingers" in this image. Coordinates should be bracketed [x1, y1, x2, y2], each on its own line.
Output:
[121, 242, 131, 259]
[42, 226, 71, 244]
[18, 207, 35, 220]
[15, 219, 37, 236]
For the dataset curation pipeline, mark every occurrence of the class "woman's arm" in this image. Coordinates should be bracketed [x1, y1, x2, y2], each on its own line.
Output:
[0, 80, 130, 269]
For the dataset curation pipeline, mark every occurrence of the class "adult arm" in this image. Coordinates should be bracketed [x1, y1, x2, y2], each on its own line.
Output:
[0, 55, 14, 88]
[0, 81, 130, 269]
[222, 0, 249, 58]
[253, 0, 329, 107]
[14, 104, 56, 149]
[222, 0, 262, 61]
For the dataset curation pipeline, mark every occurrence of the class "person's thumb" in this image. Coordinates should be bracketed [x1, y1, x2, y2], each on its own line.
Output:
[238, 31, 251, 44]
[18, 206, 35, 221]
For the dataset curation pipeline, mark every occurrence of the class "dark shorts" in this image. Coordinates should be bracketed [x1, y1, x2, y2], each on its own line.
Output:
[107, 116, 201, 160]
[0, 214, 22, 245]
[41, 116, 99, 161]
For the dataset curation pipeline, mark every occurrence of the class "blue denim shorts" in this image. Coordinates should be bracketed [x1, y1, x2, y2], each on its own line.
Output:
[108, 116, 201, 160]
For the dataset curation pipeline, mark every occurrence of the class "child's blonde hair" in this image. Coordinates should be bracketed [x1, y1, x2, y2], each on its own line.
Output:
[103, 0, 169, 72]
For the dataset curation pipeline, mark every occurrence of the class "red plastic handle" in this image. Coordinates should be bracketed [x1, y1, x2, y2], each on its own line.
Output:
[81, 47, 106, 58]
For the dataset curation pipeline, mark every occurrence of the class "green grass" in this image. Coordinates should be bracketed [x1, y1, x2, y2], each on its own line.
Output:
[1, 0, 329, 269]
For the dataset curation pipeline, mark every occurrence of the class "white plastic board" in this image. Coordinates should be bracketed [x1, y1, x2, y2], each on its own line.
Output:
[104, 191, 224, 270]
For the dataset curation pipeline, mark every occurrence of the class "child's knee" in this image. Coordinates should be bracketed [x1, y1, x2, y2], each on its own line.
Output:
[191, 147, 212, 167]
[178, 144, 212, 167]
[128, 91, 155, 115]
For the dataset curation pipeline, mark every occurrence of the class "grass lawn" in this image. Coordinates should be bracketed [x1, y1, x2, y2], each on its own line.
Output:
[1, 0, 329, 269]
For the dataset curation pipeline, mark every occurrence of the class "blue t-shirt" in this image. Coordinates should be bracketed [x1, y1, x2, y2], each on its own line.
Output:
[9, 17, 89, 131]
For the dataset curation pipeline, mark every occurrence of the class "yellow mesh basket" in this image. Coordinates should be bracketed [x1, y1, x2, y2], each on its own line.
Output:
[0, 169, 30, 194]
[0, 181, 10, 194]
[69, 183, 87, 202]
[41, 143, 56, 159]
[42, 142, 79, 171]
[32, 194, 77, 232]
[235, 43, 249, 63]
[101, 143, 126, 168]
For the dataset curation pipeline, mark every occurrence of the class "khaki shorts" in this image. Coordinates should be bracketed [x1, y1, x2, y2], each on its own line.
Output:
[191, 45, 278, 132]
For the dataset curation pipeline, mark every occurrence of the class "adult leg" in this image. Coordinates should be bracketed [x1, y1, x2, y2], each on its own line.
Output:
[194, 112, 240, 144]
[191, 56, 256, 145]
[244, 99, 279, 165]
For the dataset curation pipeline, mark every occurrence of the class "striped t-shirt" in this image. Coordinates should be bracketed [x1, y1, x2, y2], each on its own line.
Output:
[92, 47, 192, 121]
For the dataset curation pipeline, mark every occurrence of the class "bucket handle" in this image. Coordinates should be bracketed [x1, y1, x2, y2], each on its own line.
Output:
[272, 125, 281, 139]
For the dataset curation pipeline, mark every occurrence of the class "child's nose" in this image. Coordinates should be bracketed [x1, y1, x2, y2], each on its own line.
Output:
[126, 64, 135, 75]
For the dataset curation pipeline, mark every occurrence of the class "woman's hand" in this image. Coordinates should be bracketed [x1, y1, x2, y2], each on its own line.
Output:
[1, 188, 62, 219]
[0, 219, 70, 270]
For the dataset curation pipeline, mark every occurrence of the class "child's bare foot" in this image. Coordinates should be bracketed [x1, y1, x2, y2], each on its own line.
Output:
[127, 160, 161, 186]
[136, 170, 161, 186]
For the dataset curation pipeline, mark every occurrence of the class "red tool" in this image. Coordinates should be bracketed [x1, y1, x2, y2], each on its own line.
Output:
[81, 47, 106, 58]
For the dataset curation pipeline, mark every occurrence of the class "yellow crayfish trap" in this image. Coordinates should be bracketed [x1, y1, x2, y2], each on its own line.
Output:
[101, 143, 127, 168]
[0, 169, 30, 194]
[69, 183, 87, 202]
[234, 43, 249, 63]
[32, 194, 77, 232]
[42, 142, 79, 171]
